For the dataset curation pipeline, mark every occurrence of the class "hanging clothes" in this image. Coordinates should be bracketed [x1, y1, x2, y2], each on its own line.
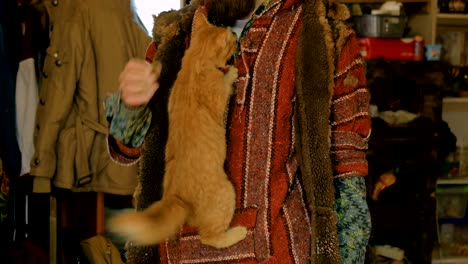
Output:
[30, 0, 151, 194]
[0, 2, 22, 256]
[0, 0, 22, 181]
[0, 158, 11, 224]
[15, 0, 52, 178]
[0, 156, 13, 262]
[16, 58, 39, 177]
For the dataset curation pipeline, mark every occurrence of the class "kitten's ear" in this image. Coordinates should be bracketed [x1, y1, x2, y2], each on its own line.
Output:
[193, 11, 209, 32]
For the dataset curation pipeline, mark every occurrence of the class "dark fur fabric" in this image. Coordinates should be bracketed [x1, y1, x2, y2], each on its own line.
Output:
[125, 5, 197, 264]
[295, 1, 351, 263]
[127, 0, 353, 263]
[295, 0, 340, 262]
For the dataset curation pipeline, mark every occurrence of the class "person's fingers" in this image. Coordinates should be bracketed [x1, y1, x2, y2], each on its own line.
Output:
[120, 59, 152, 80]
[120, 80, 158, 107]
[118, 59, 160, 107]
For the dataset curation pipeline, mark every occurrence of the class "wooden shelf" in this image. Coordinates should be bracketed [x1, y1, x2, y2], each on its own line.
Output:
[438, 13, 468, 20]
[437, 178, 468, 185]
[437, 13, 468, 31]
[443, 97, 468, 104]
[432, 257, 468, 264]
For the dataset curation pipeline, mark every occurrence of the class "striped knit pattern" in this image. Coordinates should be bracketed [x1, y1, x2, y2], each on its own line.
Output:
[331, 31, 371, 179]
[160, 1, 311, 263]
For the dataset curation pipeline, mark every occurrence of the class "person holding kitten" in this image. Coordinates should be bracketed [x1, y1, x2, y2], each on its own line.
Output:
[105, 0, 371, 263]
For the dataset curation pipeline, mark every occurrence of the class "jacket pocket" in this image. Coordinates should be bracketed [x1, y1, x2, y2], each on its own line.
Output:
[90, 134, 138, 195]
[81, 235, 124, 264]
[55, 127, 77, 189]
[42, 46, 69, 79]
[164, 207, 258, 263]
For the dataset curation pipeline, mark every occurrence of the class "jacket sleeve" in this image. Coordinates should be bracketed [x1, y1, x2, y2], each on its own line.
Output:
[106, 42, 158, 165]
[106, 92, 152, 165]
[30, 11, 87, 193]
[334, 176, 371, 263]
[331, 31, 371, 179]
[331, 30, 372, 263]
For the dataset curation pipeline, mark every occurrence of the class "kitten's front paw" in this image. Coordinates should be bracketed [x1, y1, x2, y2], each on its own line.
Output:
[225, 66, 238, 85]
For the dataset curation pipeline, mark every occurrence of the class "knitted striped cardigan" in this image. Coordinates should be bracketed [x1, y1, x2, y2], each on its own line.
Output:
[109, 0, 370, 263]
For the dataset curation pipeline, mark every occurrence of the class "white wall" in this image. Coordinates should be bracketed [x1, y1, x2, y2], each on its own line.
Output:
[134, 0, 182, 35]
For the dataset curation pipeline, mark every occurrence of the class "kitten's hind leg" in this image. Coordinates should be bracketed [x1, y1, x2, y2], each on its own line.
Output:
[196, 181, 247, 248]
[200, 226, 247, 248]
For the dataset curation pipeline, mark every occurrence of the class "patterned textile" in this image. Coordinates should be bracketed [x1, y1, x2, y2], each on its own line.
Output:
[158, 2, 311, 263]
[109, 16, 371, 182]
[0, 158, 11, 223]
[106, 1, 371, 262]
[105, 92, 152, 148]
[331, 31, 371, 179]
[335, 176, 371, 263]
[330, 29, 372, 263]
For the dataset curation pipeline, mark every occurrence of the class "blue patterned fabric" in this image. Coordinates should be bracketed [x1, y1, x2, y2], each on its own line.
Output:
[105, 92, 152, 148]
[334, 176, 371, 263]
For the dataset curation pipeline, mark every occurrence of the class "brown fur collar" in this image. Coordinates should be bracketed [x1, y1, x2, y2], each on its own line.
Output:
[295, 0, 352, 263]
[151, 4, 197, 50]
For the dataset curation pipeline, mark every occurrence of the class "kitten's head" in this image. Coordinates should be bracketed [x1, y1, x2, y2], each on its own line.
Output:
[189, 11, 237, 70]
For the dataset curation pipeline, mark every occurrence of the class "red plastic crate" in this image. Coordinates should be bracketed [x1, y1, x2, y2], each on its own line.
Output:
[358, 37, 424, 61]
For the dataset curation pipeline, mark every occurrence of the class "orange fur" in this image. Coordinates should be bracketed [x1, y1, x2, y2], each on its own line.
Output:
[108, 11, 246, 249]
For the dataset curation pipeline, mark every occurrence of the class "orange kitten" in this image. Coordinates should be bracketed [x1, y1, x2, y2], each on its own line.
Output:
[108, 11, 246, 248]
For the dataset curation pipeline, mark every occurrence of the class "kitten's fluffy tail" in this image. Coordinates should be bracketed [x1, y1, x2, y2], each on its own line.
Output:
[107, 196, 188, 245]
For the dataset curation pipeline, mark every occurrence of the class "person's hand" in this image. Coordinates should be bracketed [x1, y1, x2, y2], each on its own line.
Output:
[119, 59, 161, 107]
